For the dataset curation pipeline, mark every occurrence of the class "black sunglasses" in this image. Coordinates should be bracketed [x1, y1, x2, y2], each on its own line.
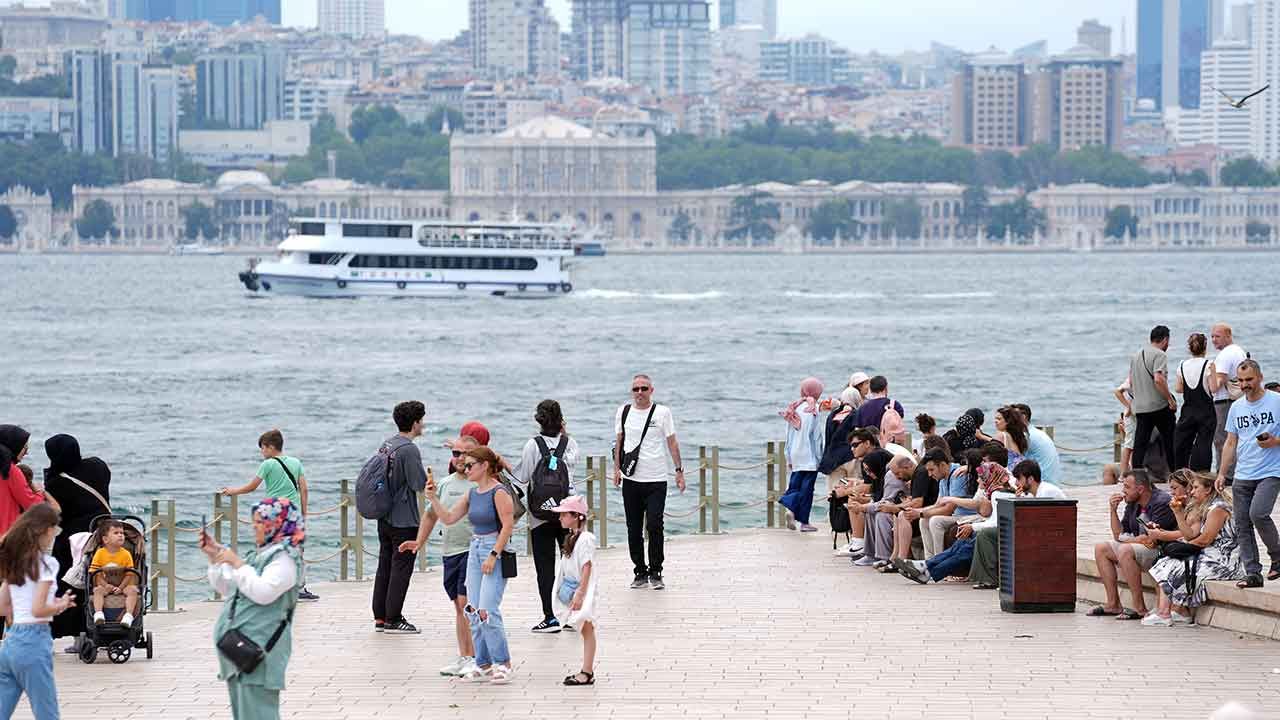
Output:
[451, 450, 463, 457]
[632, 385, 651, 392]
[462, 461, 477, 471]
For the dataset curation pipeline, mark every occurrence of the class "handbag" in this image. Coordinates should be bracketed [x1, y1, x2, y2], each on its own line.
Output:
[1162, 540, 1202, 559]
[499, 550, 517, 579]
[217, 593, 293, 675]
[557, 577, 580, 605]
[61, 532, 94, 586]
[618, 404, 658, 478]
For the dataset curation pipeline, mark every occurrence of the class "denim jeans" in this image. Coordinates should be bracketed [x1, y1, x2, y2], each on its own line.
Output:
[0, 623, 59, 720]
[465, 533, 510, 667]
[926, 537, 975, 582]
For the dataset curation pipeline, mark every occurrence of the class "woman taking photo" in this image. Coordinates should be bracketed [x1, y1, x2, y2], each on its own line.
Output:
[1173, 332, 1215, 471]
[426, 447, 517, 684]
[201, 497, 304, 719]
[42, 433, 112, 644]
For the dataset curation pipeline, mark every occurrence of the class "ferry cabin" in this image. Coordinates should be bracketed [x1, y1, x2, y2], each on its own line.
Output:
[245, 218, 576, 297]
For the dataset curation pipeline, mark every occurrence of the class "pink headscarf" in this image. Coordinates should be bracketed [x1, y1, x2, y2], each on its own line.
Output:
[781, 377, 825, 430]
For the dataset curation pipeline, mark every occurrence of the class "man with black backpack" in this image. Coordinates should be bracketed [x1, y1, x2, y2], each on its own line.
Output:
[219, 429, 318, 601]
[614, 374, 685, 591]
[364, 401, 428, 634]
[512, 400, 580, 634]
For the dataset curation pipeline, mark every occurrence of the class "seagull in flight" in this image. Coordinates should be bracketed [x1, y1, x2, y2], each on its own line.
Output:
[1215, 84, 1269, 108]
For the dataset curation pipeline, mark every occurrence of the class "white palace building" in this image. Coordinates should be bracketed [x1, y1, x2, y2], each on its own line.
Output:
[23, 115, 1280, 252]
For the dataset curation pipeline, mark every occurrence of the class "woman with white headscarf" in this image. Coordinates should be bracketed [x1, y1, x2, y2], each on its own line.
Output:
[779, 377, 826, 532]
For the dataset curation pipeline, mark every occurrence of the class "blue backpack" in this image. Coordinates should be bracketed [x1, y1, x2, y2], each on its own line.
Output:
[355, 442, 397, 520]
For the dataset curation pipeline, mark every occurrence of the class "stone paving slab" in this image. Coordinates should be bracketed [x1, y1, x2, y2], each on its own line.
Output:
[9, 496, 1280, 720]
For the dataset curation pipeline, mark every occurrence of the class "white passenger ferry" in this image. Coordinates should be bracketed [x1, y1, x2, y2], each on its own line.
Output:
[238, 217, 576, 298]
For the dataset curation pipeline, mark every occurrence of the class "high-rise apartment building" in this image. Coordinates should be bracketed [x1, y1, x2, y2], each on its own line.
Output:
[125, 0, 280, 25]
[317, 0, 384, 37]
[719, 0, 776, 39]
[1197, 39, 1253, 154]
[68, 50, 108, 156]
[571, 0, 626, 80]
[66, 49, 178, 161]
[625, 1, 712, 96]
[1250, 0, 1280, 160]
[469, 0, 560, 79]
[759, 34, 851, 86]
[195, 46, 285, 130]
[949, 51, 1030, 149]
[1137, 0, 1212, 109]
[1076, 19, 1112, 56]
[1032, 48, 1124, 151]
[1230, 2, 1253, 41]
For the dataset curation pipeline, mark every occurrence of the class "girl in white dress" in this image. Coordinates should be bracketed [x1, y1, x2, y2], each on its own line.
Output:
[550, 495, 597, 686]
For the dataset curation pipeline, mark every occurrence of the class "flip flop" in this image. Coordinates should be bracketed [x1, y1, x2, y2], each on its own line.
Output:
[1237, 574, 1264, 589]
[1087, 606, 1121, 617]
[564, 671, 595, 686]
[1267, 566, 1280, 582]
[1115, 609, 1144, 620]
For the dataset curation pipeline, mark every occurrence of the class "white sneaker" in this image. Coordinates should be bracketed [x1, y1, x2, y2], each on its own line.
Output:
[490, 663, 513, 684]
[93, 611, 105, 625]
[1170, 611, 1194, 625]
[852, 555, 877, 566]
[834, 542, 864, 557]
[440, 656, 473, 676]
[1141, 613, 1172, 627]
[120, 613, 134, 627]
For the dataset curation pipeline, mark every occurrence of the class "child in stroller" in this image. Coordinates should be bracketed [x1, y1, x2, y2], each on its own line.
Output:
[90, 521, 139, 628]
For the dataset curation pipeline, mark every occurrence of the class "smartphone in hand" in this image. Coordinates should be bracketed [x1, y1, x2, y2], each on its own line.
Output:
[1258, 432, 1273, 444]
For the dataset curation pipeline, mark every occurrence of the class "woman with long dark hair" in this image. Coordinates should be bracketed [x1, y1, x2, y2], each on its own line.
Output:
[42, 434, 111, 642]
[994, 406, 1029, 469]
[0, 426, 50, 538]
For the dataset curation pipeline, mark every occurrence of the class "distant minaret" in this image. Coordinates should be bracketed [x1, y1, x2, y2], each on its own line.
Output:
[441, 112, 452, 136]
[1120, 16, 1127, 55]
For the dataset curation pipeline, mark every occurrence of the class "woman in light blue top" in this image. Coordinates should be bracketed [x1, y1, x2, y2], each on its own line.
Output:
[426, 446, 517, 685]
[779, 377, 827, 532]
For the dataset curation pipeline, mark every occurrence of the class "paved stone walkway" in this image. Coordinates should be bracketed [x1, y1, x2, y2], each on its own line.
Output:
[13, 512, 1280, 720]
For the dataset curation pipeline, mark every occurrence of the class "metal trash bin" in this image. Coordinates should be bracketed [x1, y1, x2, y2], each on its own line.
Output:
[998, 498, 1077, 613]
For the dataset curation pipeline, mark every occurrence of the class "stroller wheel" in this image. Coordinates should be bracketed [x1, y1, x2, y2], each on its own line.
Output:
[107, 640, 131, 664]
[145, 631, 153, 659]
[79, 640, 98, 664]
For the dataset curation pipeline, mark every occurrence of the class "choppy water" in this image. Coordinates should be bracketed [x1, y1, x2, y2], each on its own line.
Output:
[5, 251, 1278, 598]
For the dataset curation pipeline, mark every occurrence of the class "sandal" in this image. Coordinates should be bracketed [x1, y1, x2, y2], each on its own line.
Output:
[972, 582, 999, 590]
[1267, 565, 1280, 582]
[564, 671, 595, 686]
[1087, 606, 1122, 617]
[1115, 609, 1144, 620]
[1237, 574, 1264, 589]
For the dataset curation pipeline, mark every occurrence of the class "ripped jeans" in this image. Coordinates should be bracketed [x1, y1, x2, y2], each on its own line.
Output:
[465, 533, 510, 667]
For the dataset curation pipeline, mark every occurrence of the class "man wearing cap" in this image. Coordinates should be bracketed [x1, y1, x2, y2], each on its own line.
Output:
[614, 374, 685, 591]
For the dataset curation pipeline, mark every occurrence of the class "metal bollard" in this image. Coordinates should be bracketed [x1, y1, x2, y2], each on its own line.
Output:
[1113, 421, 1124, 463]
[1040, 425, 1055, 440]
[698, 445, 708, 534]
[339, 479, 351, 581]
[596, 455, 609, 549]
[211, 493, 225, 600]
[149, 499, 177, 613]
[585, 457, 596, 535]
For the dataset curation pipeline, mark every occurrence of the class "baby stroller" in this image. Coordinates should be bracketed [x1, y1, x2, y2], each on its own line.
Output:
[70, 514, 154, 664]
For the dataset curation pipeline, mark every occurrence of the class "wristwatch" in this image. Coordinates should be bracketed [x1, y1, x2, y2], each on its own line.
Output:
[489, 550, 499, 557]
[674, 466, 683, 473]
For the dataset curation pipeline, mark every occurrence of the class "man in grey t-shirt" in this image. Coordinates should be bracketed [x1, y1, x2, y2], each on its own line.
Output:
[1129, 325, 1178, 475]
[371, 401, 428, 635]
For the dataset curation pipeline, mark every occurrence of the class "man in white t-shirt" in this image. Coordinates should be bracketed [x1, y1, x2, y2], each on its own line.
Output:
[614, 374, 685, 591]
[1208, 323, 1248, 483]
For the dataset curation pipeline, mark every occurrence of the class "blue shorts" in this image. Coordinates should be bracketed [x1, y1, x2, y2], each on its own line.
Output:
[442, 552, 468, 600]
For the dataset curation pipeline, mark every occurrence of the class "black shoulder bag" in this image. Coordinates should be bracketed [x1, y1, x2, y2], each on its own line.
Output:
[217, 592, 293, 675]
[272, 457, 300, 492]
[618, 403, 658, 478]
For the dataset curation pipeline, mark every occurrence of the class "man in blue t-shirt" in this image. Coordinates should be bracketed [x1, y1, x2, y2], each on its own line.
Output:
[1217, 360, 1280, 587]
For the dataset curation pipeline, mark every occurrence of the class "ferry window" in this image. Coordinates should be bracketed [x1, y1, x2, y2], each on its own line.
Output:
[299, 222, 325, 235]
[309, 253, 342, 265]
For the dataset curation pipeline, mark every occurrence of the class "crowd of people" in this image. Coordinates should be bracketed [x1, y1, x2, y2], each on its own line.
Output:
[0, 340, 1277, 718]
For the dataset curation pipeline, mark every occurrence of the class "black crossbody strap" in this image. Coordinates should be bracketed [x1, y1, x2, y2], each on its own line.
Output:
[620, 404, 631, 451]
[272, 457, 299, 491]
[226, 546, 296, 648]
[634, 404, 658, 449]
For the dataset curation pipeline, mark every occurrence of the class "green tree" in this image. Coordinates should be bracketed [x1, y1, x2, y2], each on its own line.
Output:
[172, 153, 210, 183]
[0, 205, 16, 242]
[0, 56, 15, 80]
[1246, 220, 1272, 243]
[959, 185, 989, 238]
[181, 201, 219, 240]
[667, 209, 696, 243]
[1221, 157, 1278, 187]
[805, 198, 865, 243]
[349, 105, 406, 144]
[986, 196, 1046, 242]
[1104, 205, 1139, 239]
[727, 191, 780, 244]
[75, 199, 117, 241]
[1183, 168, 1211, 187]
[881, 197, 923, 239]
[425, 105, 465, 133]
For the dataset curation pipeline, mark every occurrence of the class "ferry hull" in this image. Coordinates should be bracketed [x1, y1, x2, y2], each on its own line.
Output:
[244, 272, 573, 298]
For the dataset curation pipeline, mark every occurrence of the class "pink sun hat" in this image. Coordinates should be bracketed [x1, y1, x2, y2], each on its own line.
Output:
[550, 495, 589, 516]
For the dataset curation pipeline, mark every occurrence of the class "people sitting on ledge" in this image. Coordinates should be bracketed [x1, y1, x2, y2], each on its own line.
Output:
[967, 459, 1067, 590]
[1088, 469, 1181, 620]
[888, 437, 951, 567]
[831, 428, 878, 559]
[1143, 472, 1246, 626]
[853, 449, 907, 570]
[910, 448, 980, 560]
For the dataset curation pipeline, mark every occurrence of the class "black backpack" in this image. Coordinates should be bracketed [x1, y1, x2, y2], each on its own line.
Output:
[527, 435, 571, 522]
[828, 492, 851, 548]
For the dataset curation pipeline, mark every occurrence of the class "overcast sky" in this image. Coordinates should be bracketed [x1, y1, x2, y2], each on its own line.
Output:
[283, 1, 1149, 55]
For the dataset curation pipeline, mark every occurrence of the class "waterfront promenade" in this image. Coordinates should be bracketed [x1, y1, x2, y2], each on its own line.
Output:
[17, 485, 1280, 720]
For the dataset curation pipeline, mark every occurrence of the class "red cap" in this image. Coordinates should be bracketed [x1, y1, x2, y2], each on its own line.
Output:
[459, 421, 490, 446]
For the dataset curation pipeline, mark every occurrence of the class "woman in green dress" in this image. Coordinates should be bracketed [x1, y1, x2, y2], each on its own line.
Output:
[200, 497, 304, 720]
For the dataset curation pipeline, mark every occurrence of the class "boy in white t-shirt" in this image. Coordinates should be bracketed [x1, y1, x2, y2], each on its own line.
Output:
[613, 374, 684, 591]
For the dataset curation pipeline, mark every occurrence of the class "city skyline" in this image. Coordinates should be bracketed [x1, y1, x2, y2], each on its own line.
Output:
[278, 0, 1148, 54]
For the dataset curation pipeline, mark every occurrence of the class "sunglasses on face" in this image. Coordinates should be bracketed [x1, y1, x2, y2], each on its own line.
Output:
[632, 386, 651, 392]
[462, 462, 477, 471]
[451, 450, 463, 457]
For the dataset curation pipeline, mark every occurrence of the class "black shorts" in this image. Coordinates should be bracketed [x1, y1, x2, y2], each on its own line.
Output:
[442, 551, 468, 601]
